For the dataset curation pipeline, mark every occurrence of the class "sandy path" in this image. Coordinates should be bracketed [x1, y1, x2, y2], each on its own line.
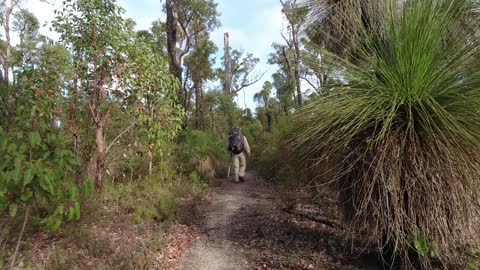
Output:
[179, 172, 269, 270]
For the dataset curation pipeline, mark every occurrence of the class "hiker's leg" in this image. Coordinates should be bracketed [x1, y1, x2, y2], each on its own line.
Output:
[233, 154, 240, 182]
[239, 152, 246, 179]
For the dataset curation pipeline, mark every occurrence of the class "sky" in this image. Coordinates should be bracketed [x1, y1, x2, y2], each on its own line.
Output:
[20, 0, 286, 110]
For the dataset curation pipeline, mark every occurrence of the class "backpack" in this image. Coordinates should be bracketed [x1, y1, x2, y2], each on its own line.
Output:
[228, 128, 244, 154]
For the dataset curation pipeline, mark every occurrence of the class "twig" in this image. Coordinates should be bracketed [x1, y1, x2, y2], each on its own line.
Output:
[283, 208, 344, 229]
[106, 121, 136, 154]
[9, 203, 31, 270]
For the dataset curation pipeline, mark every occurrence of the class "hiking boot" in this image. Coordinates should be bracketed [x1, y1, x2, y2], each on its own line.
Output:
[239, 176, 246, 182]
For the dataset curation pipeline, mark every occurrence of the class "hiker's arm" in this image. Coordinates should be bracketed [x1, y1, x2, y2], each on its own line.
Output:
[243, 136, 251, 156]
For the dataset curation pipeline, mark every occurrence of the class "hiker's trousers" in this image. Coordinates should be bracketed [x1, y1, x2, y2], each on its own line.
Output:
[233, 152, 246, 181]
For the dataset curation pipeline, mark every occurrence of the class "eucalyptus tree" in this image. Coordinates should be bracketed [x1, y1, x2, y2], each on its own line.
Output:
[254, 81, 275, 131]
[165, 0, 220, 112]
[218, 49, 262, 97]
[269, 43, 296, 112]
[280, 0, 308, 105]
[184, 34, 216, 130]
[124, 37, 184, 176]
[53, 0, 134, 190]
[0, 0, 23, 83]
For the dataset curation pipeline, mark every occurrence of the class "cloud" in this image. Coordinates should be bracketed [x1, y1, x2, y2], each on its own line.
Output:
[12, 0, 287, 110]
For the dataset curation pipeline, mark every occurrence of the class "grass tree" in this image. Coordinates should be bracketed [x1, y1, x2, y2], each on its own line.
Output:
[294, 0, 480, 268]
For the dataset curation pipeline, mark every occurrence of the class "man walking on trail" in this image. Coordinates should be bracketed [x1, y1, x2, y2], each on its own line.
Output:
[228, 127, 251, 183]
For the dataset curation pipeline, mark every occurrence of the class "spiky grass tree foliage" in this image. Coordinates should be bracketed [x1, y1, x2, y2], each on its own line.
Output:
[295, 0, 480, 268]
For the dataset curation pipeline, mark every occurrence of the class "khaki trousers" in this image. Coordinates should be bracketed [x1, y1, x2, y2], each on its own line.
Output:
[233, 152, 246, 181]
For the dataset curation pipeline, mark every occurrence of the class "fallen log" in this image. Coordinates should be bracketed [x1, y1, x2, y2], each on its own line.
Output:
[283, 208, 345, 229]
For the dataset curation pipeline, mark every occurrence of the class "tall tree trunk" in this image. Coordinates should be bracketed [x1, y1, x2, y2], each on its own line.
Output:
[70, 74, 82, 185]
[211, 108, 215, 132]
[292, 24, 302, 106]
[281, 0, 302, 106]
[193, 31, 204, 130]
[223, 32, 231, 95]
[2, 0, 15, 84]
[266, 112, 272, 132]
[166, 0, 185, 109]
[194, 79, 204, 130]
[91, 24, 109, 190]
[94, 121, 106, 190]
[148, 143, 153, 176]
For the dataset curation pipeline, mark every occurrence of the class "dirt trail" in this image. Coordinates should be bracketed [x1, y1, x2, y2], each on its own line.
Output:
[179, 171, 270, 270]
[179, 171, 383, 270]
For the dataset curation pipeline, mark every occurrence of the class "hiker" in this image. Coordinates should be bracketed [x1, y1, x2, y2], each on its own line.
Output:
[227, 127, 251, 183]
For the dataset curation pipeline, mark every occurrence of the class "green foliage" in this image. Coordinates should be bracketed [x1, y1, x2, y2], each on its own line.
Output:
[133, 186, 176, 222]
[189, 170, 208, 193]
[254, 115, 302, 184]
[124, 36, 184, 158]
[406, 231, 439, 259]
[0, 125, 90, 231]
[268, 43, 296, 113]
[101, 173, 197, 224]
[467, 250, 480, 270]
[296, 0, 480, 268]
[175, 129, 228, 178]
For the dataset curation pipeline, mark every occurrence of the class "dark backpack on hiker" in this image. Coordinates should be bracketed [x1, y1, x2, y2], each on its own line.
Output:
[228, 128, 244, 155]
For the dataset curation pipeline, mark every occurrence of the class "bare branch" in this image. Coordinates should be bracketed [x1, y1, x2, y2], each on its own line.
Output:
[280, 26, 293, 48]
[106, 121, 136, 154]
[300, 75, 320, 91]
[38, 0, 54, 5]
[233, 71, 265, 93]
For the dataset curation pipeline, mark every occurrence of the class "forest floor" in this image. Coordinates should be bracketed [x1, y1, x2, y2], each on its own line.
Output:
[19, 171, 390, 270]
[174, 171, 385, 270]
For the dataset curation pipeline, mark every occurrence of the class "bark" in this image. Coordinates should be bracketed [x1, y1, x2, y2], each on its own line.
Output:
[1, 0, 18, 84]
[194, 79, 204, 130]
[193, 30, 205, 130]
[166, 0, 185, 109]
[70, 74, 82, 185]
[266, 112, 272, 132]
[281, 47, 295, 110]
[223, 32, 231, 95]
[94, 120, 106, 190]
[292, 22, 302, 106]
[90, 24, 110, 190]
[148, 143, 154, 176]
[281, 0, 303, 106]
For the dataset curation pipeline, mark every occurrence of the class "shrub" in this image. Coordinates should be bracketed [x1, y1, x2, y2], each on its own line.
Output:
[175, 130, 228, 180]
[295, 0, 480, 268]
